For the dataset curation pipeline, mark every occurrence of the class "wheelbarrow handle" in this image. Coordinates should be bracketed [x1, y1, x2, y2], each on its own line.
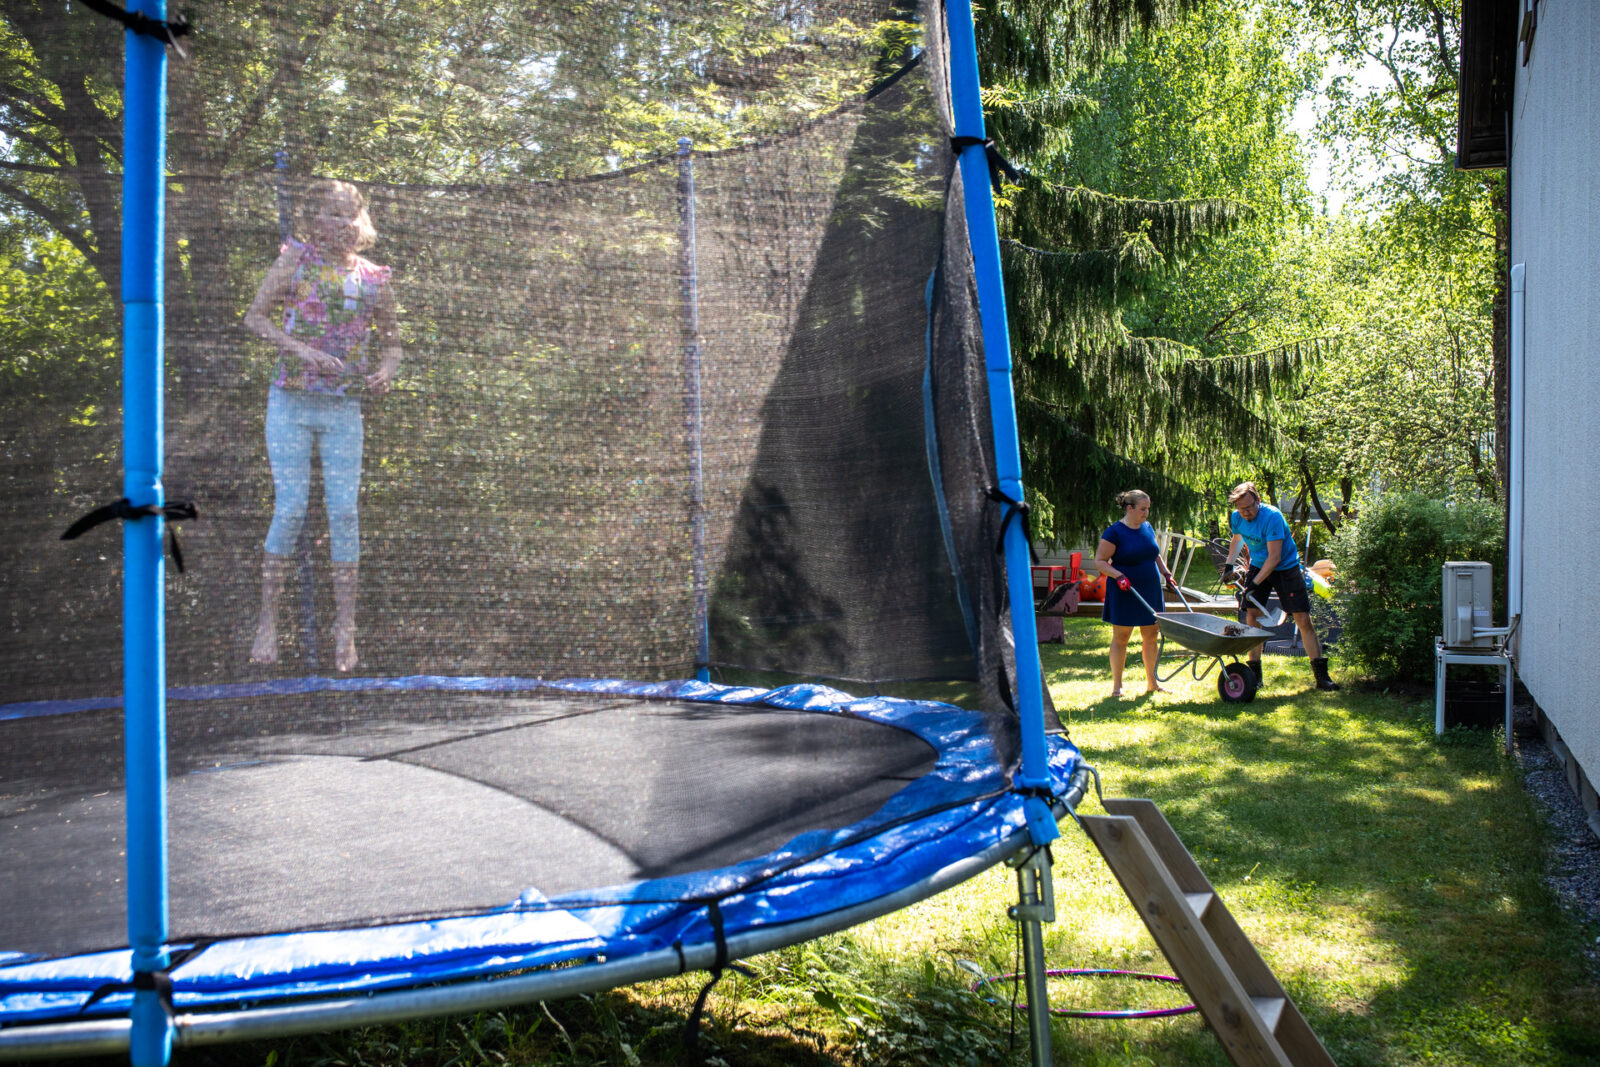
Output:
[1114, 576, 1161, 617]
[1119, 575, 1193, 614]
[1168, 577, 1194, 613]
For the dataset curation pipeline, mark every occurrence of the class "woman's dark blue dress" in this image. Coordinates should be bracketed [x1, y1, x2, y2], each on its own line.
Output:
[1100, 520, 1163, 627]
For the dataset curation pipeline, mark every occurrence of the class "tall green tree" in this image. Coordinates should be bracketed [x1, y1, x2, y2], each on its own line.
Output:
[1282, 0, 1503, 504]
[0, 0, 1329, 541]
[1281, 217, 1496, 501]
[977, 1, 1322, 539]
[0, 0, 914, 320]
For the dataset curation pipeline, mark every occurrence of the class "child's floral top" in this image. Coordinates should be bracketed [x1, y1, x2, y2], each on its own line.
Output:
[274, 238, 392, 395]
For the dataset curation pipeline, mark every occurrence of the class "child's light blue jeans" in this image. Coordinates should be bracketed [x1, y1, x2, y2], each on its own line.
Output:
[263, 385, 364, 562]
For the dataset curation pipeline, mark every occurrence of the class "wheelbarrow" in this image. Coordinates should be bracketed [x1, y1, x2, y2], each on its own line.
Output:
[1113, 577, 1276, 703]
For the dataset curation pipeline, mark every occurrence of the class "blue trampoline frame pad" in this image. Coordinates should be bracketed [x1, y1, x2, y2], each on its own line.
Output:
[1, 677, 1083, 1028]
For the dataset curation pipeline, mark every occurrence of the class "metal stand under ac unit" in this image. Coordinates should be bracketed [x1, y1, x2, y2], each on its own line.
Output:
[1435, 561, 1516, 752]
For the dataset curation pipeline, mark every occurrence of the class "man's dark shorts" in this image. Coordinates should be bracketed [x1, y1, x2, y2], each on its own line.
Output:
[1244, 563, 1310, 615]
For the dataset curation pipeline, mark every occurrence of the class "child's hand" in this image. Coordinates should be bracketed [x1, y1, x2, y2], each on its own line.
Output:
[366, 361, 399, 394]
[297, 344, 344, 376]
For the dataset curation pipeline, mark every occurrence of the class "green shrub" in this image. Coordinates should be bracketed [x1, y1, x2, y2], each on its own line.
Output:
[1329, 493, 1503, 683]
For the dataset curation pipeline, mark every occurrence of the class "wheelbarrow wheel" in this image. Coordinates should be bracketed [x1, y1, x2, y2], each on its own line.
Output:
[1218, 663, 1258, 703]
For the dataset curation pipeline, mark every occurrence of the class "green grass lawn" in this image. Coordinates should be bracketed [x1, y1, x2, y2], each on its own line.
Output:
[189, 617, 1600, 1066]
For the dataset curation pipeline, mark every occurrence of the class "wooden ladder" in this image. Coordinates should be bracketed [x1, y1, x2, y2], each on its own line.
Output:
[1078, 798, 1336, 1067]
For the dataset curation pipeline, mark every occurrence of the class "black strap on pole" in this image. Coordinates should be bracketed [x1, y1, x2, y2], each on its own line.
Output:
[77, 0, 191, 56]
[986, 485, 1039, 563]
[78, 968, 173, 1015]
[951, 135, 1023, 190]
[76, 943, 207, 1015]
[62, 498, 200, 573]
[681, 901, 728, 1059]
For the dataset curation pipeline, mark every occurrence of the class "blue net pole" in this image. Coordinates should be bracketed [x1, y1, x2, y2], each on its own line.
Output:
[122, 3, 174, 1065]
[677, 137, 710, 682]
[944, 0, 1059, 849]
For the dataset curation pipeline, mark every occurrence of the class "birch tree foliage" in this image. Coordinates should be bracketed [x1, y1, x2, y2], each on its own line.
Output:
[1272, 217, 1497, 504]
[1274, 0, 1501, 505]
[1284, 0, 1493, 258]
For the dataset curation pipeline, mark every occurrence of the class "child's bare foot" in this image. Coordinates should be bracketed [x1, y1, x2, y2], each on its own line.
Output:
[1108, 687, 1123, 698]
[1146, 683, 1167, 693]
[250, 618, 278, 665]
[334, 621, 358, 672]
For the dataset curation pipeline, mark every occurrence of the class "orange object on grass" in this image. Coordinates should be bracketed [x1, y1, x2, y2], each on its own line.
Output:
[1078, 574, 1104, 602]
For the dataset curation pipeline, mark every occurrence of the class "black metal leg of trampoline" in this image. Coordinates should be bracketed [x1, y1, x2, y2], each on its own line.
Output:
[1008, 845, 1056, 1067]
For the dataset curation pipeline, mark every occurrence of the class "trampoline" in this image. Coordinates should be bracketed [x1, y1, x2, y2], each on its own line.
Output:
[0, 0, 1082, 1062]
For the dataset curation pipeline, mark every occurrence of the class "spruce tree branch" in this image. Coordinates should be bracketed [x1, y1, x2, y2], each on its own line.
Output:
[1189, 336, 1336, 363]
[1001, 237, 1108, 259]
[1041, 335, 1297, 456]
[1024, 177, 1249, 219]
[1020, 391, 1082, 414]
[1010, 179, 1251, 260]
[1183, 366, 1297, 454]
[1001, 237, 1153, 274]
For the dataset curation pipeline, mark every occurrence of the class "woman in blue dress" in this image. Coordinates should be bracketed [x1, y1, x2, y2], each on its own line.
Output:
[1095, 490, 1177, 696]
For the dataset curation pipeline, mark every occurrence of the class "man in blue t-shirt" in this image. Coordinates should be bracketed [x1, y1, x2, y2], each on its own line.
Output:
[1222, 482, 1339, 692]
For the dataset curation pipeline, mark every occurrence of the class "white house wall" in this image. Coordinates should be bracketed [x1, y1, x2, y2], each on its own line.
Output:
[1510, 0, 1600, 783]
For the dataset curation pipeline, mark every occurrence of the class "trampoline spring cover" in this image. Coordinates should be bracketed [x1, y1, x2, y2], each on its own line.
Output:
[0, 677, 1081, 1025]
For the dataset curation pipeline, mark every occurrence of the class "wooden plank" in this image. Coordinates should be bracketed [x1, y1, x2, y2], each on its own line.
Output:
[1080, 814, 1290, 1067]
[1251, 996, 1286, 1033]
[1185, 892, 1215, 918]
[1098, 799, 1339, 1067]
[1274, 1007, 1340, 1066]
[1193, 901, 1336, 1065]
[1104, 800, 1291, 992]
[1104, 798, 1211, 892]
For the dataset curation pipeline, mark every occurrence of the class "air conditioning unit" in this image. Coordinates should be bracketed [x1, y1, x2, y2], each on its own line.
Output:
[1442, 561, 1494, 649]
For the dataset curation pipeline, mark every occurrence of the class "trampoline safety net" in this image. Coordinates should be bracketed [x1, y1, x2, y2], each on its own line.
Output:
[0, 0, 1078, 1030]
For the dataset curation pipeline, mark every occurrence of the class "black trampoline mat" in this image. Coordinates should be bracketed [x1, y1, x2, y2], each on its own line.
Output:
[0, 690, 939, 959]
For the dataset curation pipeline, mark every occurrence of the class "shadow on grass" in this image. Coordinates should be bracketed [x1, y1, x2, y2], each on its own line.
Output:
[1038, 616, 1600, 1065]
[56, 990, 850, 1067]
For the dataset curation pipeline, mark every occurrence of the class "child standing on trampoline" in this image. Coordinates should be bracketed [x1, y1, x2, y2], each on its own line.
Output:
[1095, 490, 1177, 697]
[244, 179, 400, 672]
